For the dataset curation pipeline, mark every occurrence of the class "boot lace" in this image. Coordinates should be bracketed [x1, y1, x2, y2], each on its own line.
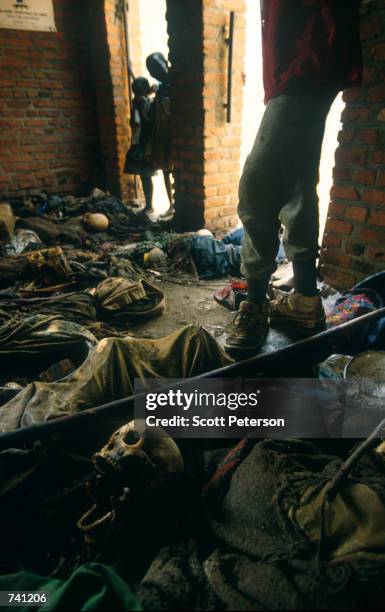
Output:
[232, 310, 260, 332]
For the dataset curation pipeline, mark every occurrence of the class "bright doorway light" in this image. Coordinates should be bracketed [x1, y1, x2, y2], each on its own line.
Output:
[137, 0, 170, 215]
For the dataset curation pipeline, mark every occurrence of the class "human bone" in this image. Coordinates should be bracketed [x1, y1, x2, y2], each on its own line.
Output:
[77, 420, 184, 542]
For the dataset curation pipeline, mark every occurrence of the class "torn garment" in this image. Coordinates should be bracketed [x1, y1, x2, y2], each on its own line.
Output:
[0, 324, 232, 432]
[139, 440, 385, 611]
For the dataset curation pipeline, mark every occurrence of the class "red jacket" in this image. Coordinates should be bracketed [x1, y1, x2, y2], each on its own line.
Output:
[262, 0, 362, 103]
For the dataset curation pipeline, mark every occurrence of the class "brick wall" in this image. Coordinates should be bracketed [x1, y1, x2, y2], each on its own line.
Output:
[97, 0, 139, 201]
[0, 0, 102, 197]
[167, 0, 246, 231]
[1, 0, 246, 219]
[166, 0, 205, 230]
[88, 0, 137, 201]
[321, 0, 385, 290]
[202, 0, 246, 231]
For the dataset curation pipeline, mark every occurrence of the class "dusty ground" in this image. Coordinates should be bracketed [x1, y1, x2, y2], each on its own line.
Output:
[132, 263, 297, 355]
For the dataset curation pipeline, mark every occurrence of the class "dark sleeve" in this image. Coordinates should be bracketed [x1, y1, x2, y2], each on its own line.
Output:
[138, 98, 154, 126]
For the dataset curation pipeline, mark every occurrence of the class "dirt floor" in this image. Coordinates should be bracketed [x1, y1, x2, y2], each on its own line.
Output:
[134, 263, 296, 354]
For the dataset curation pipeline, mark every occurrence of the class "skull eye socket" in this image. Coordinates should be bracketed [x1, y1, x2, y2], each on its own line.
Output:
[123, 429, 141, 445]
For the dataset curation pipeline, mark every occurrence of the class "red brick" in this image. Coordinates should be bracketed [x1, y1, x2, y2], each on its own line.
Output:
[376, 171, 385, 186]
[367, 246, 385, 262]
[337, 129, 355, 144]
[331, 185, 359, 201]
[346, 242, 365, 256]
[352, 169, 375, 185]
[0, 0, 105, 198]
[341, 107, 369, 123]
[329, 202, 345, 217]
[335, 146, 367, 165]
[361, 189, 385, 206]
[342, 88, 362, 103]
[333, 167, 350, 182]
[372, 150, 385, 164]
[345, 205, 368, 223]
[358, 129, 379, 145]
[325, 218, 353, 235]
[367, 85, 385, 102]
[359, 227, 383, 243]
[369, 210, 385, 227]
[322, 234, 341, 248]
[322, 248, 351, 269]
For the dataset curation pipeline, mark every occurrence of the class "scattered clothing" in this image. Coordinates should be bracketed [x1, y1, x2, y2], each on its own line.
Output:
[0, 203, 15, 241]
[5, 229, 43, 255]
[326, 271, 385, 353]
[191, 235, 242, 279]
[139, 439, 385, 611]
[0, 324, 232, 432]
[317, 353, 352, 380]
[191, 228, 286, 280]
[95, 277, 165, 321]
[0, 563, 141, 611]
[213, 281, 248, 311]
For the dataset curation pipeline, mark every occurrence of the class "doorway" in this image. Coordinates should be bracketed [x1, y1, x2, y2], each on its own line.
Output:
[240, 0, 344, 244]
[135, 0, 170, 215]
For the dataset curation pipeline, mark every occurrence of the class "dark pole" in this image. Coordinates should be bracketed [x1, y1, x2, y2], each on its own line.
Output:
[225, 11, 235, 123]
[121, 0, 138, 198]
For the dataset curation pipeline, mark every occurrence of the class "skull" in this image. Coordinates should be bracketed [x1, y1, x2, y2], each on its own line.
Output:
[93, 420, 183, 481]
[77, 420, 184, 543]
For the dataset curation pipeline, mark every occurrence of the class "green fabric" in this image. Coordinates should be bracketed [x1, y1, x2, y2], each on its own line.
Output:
[0, 563, 141, 611]
[238, 93, 334, 281]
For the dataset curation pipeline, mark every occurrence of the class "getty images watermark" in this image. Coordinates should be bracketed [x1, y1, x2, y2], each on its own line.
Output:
[143, 387, 285, 430]
[134, 377, 385, 439]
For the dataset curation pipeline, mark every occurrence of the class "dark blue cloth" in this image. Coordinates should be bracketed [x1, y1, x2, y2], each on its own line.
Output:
[191, 228, 286, 279]
[222, 227, 244, 246]
[191, 236, 241, 278]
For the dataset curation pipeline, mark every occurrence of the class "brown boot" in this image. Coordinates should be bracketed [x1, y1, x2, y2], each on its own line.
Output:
[225, 299, 270, 353]
[270, 290, 325, 330]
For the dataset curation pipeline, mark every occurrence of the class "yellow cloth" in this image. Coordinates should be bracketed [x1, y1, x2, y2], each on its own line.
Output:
[290, 480, 385, 563]
[0, 324, 232, 432]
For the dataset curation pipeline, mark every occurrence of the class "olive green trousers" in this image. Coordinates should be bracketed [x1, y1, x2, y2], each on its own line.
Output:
[238, 93, 335, 281]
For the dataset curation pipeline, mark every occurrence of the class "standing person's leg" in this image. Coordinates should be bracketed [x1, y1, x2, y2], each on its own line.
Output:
[140, 175, 158, 222]
[225, 93, 334, 352]
[163, 171, 174, 208]
[270, 93, 335, 329]
[225, 95, 293, 352]
[159, 171, 175, 219]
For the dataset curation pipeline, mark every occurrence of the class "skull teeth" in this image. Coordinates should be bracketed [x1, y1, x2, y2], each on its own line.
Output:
[95, 454, 124, 473]
[77, 504, 114, 532]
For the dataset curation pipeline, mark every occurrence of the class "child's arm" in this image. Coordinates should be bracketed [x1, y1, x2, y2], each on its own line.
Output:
[140, 98, 154, 125]
[130, 98, 141, 128]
